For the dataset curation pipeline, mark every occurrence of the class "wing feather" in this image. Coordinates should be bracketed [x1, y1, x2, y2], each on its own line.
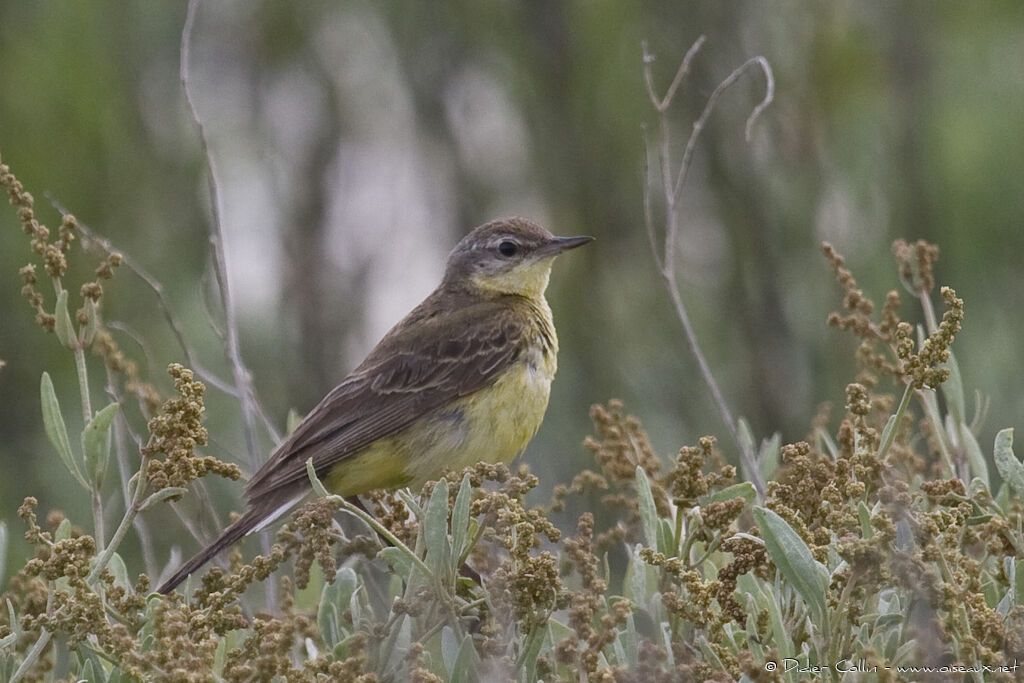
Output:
[245, 295, 529, 502]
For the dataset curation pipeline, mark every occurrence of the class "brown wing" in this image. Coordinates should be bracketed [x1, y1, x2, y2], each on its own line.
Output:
[244, 294, 530, 502]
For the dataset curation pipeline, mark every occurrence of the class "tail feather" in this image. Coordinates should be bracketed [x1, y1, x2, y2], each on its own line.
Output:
[156, 509, 264, 594]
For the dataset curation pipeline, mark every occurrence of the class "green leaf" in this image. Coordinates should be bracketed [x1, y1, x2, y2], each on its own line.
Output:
[318, 567, 358, 648]
[759, 430, 782, 481]
[696, 635, 725, 670]
[424, 478, 450, 575]
[518, 626, 546, 682]
[40, 372, 89, 490]
[54, 518, 72, 542]
[449, 631, 480, 683]
[958, 421, 989, 488]
[383, 615, 412, 674]
[306, 458, 330, 498]
[624, 544, 650, 607]
[441, 626, 459, 675]
[7, 598, 22, 639]
[858, 502, 873, 539]
[78, 658, 98, 683]
[376, 547, 413, 581]
[815, 425, 840, 460]
[634, 467, 660, 550]
[994, 429, 1024, 501]
[941, 349, 966, 423]
[138, 487, 188, 511]
[736, 573, 792, 658]
[753, 506, 828, 627]
[702, 482, 756, 506]
[54, 289, 75, 348]
[876, 415, 898, 457]
[1015, 558, 1024, 608]
[658, 518, 675, 556]
[621, 613, 639, 668]
[451, 474, 472, 562]
[107, 552, 131, 590]
[737, 418, 758, 483]
[81, 297, 98, 346]
[82, 402, 119, 489]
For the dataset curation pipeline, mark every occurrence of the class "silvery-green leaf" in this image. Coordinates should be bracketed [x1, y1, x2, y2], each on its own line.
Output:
[81, 298, 98, 346]
[107, 551, 131, 590]
[82, 402, 119, 489]
[941, 349, 965, 423]
[375, 547, 412, 581]
[858, 502, 873, 539]
[624, 544, 648, 606]
[55, 518, 72, 542]
[54, 289, 74, 348]
[77, 658, 98, 683]
[994, 429, 1024, 501]
[138, 488, 188, 511]
[960, 422, 988, 488]
[318, 567, 357, 647]
[759, 430, 781, 481]
[518, 626, 546, 682]
[621, 613, 638, 668]
[451, 474, 472, 562]
[702, 482, 756, 506]
[876, 415, 897, 458]
[753, 506, 828, 627]
[449, 632, 480, 683]
[424, 478, 450, 575]
[441, 626, 459, 675]
[306, 458, 329, 498]
[634, 467, 659, 550]
[1016, 558, 1024, 608]
[816, 426, 839, 461]
[40, 372, 89, 489]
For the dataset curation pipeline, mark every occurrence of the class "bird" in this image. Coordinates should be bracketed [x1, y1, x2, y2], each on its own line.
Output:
[157, 217, 592, 593]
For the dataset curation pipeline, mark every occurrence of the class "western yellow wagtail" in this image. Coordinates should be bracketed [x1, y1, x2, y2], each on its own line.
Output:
[157, 217, 591, 593]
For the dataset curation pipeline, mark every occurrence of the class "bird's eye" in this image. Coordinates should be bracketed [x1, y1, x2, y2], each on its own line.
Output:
[497, 240, 519, 257]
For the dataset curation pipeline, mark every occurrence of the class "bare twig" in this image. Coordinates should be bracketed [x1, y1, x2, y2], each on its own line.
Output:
[181, 0, 262, 470]
[181, 0, 278, 609]
[642, 38, 774, 499]
[671, 55, 774, 205]
[643, 36, 706, 113]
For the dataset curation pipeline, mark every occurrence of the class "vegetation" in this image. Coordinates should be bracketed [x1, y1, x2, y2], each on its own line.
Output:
[3, 5, 1024, 682]
[3, 145, 1024, 681]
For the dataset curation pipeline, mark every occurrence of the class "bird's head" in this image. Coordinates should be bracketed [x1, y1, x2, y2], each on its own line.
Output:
[443, 217, 592, 299]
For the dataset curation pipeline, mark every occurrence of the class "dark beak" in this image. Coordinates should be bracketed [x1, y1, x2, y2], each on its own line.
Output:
[538, 235, 594, 256]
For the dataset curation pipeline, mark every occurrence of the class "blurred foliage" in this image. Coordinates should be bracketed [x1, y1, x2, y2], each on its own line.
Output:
[1, 2, 1023, 668]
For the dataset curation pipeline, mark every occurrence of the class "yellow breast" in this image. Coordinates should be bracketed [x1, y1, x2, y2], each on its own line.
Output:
[407, 299, 557, 485]
[325, 298, 559, 495]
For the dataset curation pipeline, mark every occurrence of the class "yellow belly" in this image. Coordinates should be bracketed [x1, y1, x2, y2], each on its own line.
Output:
[324, 349, 556, 496]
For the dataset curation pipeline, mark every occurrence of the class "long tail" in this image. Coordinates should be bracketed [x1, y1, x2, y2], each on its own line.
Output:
[156, 508, 265, 594]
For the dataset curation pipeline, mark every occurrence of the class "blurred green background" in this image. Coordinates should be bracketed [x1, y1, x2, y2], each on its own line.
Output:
[1, 2, 1022, 571]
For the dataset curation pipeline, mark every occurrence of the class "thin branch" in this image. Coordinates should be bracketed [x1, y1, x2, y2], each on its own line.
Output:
[672, 55, 774, 206]
[180, 0, 263, 470]
[641, 125, 664, 273]
[643, 36, 707, 112]
[642, 39, 774, 500]
[181, 0, 277, 610]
